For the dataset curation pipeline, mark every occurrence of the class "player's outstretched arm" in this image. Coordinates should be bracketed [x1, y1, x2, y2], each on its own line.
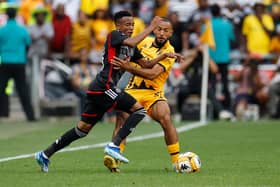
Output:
[138, 52, 184, 68]
[138, 52, 172, 68]
[111, 56, 163, 80]
[123, 16, 162, 47]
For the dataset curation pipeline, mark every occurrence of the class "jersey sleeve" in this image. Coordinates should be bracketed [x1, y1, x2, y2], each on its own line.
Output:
[158, 48, 175, 72]
[110, 30, 128, 47]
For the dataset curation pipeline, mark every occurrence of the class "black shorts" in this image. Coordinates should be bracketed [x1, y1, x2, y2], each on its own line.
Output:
[81, 87, 137, 125]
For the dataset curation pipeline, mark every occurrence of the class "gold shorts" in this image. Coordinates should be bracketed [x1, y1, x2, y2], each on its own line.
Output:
[125, 89, 166, 115]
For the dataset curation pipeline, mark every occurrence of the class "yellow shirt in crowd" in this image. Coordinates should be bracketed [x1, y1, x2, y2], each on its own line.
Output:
[91, 19, 113, 50]
[80, 0, 109, 15]
[71, 21, 92, 53]
[242, 14, 274, 55]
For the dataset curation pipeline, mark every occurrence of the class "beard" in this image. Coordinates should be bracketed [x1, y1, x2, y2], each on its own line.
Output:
[154, 38, 167, 48]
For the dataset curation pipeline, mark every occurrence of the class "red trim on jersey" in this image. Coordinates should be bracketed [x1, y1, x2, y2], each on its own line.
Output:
[107, 101, 117, 112]
[106, 33, 115, 89]
[86, 91, 104, 95]
[81, 113, 97, 117]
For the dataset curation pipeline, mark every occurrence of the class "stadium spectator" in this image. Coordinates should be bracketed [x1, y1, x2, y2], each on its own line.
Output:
[233, 58, 264, 120]
[154, 0, 168, 17]
[186, 0, 211, 52]
[89, 8, 112, 64]
[208, 4, 235, 110]
[269, 1, 280, 60]
[105, 18, 184, 172]
[130, 1, 145, 36]
[168, 11, 189, 53]
[241, 2, 275, 59]
[221, 2, 244, 51]
[71, 48, 100, 113]
[138, 0, 155, 24]
[109, 0, 131, 16]
[68, 10, 93, 64]
[52, 0, 80, 22]
[267, 0, 280, 30]
[0, 7, 35, 121]
[28, 7, 54, 59]
[0, 1, 24, 26]
[50, 3, 71, 60]
[267, 60, 280, 118]
[270, 26, 280, 55]
[168, 0, 197, 23]
[188, 0, 211, 24]
[80, 0, 109, 17]
[35, 11, 165, 173]
[176, 46, 232, 120]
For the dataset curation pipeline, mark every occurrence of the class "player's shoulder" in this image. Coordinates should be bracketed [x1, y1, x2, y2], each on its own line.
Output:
[138, 36, 155, 48]
[111, 29, 126, 37]
[164, 40, 175, 52]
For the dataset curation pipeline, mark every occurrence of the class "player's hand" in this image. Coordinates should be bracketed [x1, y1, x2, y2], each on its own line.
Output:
[164, 52, 175, 58]
[174, 53, 185, 63]
[150, 16, 162, 27]
[164, 53, 185, 63]
[111, 56, 130, 70]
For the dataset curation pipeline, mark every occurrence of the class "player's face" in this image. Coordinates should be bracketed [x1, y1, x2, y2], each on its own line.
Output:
[153, 21, 173, 45]
[117, 16, 134, 37]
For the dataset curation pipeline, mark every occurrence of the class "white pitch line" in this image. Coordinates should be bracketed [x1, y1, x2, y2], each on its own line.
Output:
[0, 121, 207, 163]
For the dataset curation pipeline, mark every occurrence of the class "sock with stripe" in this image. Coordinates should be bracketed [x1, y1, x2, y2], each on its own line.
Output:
[167, 142, 180, 164]
[43, 127, 88, 158]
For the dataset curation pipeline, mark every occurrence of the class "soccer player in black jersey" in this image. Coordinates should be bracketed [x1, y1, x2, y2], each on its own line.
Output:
[35, 11, 176, 172]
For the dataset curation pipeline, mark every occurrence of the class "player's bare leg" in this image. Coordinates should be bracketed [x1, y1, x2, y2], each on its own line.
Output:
[150, 101, 180, 167]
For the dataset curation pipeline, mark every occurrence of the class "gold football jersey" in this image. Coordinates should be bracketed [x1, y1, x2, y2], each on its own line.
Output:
[126, 37, 175, 92]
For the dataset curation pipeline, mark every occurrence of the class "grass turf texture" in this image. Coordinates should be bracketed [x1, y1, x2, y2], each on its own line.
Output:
[0, 118, 279, 187]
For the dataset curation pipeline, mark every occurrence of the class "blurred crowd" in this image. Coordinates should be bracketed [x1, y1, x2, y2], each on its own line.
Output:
[0, 0, 280, 122]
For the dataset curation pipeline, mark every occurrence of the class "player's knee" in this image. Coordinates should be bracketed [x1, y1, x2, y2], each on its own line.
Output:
[133, 107, 147, 117]
[158, 116, 173, 131]
[116, 111, 128, 122]
[77, 121, 92, 136]
[75, 127, 88, 137]
[158, 114, 171, 124]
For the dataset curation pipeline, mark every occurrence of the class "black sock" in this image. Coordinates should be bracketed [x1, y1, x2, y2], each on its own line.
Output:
[113, 107, 146, 145]
[44, 127, 88, 158]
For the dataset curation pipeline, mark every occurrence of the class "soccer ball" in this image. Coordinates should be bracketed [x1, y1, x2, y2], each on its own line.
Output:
[176, 152, 201, 173]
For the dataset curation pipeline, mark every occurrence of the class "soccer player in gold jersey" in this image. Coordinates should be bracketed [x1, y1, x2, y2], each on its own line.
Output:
[104, 18, 183, 172]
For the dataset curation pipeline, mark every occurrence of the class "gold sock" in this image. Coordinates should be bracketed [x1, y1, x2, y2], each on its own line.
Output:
[119, 143, 126, 153]
[167, 142, 180, 164]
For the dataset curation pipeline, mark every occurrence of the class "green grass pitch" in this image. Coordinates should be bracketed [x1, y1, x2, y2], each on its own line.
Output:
[0, 118, 279, 187]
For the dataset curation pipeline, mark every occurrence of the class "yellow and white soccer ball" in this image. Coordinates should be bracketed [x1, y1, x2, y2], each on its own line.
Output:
[176, 152, 201, 173]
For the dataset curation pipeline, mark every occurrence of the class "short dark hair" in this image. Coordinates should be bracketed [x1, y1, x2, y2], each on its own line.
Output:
[6, 7, 17, 19]
[253, 3, 265, 10]
[113, 10, 132, 23]
[161, 17, 171, 23]
[210, 4, 220, 17]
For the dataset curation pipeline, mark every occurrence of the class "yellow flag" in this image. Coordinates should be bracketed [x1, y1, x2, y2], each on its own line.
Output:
[200, 19, 215, 49]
